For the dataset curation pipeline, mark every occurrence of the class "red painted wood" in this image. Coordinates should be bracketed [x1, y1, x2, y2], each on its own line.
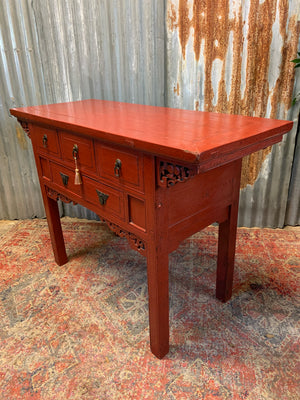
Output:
[128, 196, 146, 231]
[216, 159, 242, 302]
[31, 125, 60, 157]
[95, 142, 142, 189]
[81, 175, 124, 219]
[51, 162, 82, 197]
[10, 100, 293, 359]
[40, 185, 68, 266]
[166, 160, 240, 254]
[59, 131, 96, 173]
[144, 154, 170, 359]
[10, 99, 293, 166]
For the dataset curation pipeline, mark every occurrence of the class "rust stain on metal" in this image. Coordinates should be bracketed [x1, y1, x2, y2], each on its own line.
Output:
[168, 2, 178, 31]
[16, 124, 28, 150]
[240, 0, 279, 118]
[270, 14, 299, 119]
[168, 0, 299, 188]
[174, 82, 180, 95]
[178, 0, 191, 60]
[240, 150, 271, 188]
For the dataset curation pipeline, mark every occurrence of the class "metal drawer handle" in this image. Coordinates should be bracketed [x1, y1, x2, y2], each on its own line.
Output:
[42, 134, 48, 148]
[60, 172, 69, 186]
[114, 158, 122, 177]
[96, 189, 109, 205]
[72, 144, 79, 158]
[72, 144, 82, 185]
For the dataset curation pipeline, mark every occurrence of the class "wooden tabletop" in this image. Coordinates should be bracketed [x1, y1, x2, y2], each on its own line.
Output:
[10, 99, 293, 166]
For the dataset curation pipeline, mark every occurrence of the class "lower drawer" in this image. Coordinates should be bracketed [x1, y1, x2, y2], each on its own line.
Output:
[51, 162, 82, 197]
[82, 176, 124, 219]
[48, 162, 124, 220]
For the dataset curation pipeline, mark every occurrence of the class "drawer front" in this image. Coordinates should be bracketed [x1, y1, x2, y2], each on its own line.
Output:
[60, 131, 96, 172]
[82, 176, 124, 219]
[33, 126, 60, 156]
[95, 143, 142, 189]
[51, 162, 82, 197]
[39, 157, 51, 180]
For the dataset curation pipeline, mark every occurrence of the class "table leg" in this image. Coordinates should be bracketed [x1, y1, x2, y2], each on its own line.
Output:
[147, 249, 169, 359]
[216, 160, 242, 302]
[216, 159, 242, 302]
[216, 202, 239, 301]
[41, 188, 68, 266]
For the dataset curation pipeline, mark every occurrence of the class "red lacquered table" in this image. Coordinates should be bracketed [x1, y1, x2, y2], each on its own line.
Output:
[10, 100, 292, 358]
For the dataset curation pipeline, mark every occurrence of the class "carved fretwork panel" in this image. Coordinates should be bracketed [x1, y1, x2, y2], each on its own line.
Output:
[102, 219, 146, 256]
[46, 187, 78, 205]
[158, 161, 199, 188]
[18, 119, 31, 138]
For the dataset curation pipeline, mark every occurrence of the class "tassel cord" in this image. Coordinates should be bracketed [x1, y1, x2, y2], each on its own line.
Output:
[74, 155, 82, 185]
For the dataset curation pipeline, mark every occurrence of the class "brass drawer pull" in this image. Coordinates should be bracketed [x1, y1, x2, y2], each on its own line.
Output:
[60, 172, 69, 186]
[42, 134, 48, 148]
[96, 189, 109, 205]
[114, 158, 122, 177]
[72, 144, 82, 185]
[72, 144, 79, 158]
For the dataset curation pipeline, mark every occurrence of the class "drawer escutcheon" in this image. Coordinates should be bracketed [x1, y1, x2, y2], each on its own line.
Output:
[60, 172, 69, 186]
[96, 189, 109, 205]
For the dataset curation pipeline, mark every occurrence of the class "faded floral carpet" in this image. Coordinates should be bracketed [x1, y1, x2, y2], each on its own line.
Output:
[0, 218, 299, 399]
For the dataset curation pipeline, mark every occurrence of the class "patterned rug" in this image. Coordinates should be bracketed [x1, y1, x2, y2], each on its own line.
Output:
[0, 218, 299, 399]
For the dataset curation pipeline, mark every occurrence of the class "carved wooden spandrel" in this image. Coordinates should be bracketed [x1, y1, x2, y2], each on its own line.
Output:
[102, 218, 146, 256]
[158, 160, 200, 188]
[46, 187, 78, 205]
[18, 119, 31, 138]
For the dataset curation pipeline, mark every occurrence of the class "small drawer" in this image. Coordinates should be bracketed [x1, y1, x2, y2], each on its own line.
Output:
[95, 143, 142, 189]
[59, 131, 96, 173]
[39, 157, 51, 180]
[128, 195, 146, 231]
[82, 176, 124, 219]
[50, 162, 82, 197]
[32, 126, 60, 157]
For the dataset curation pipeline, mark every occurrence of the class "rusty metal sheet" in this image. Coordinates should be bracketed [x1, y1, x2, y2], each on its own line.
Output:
[0, 0, 299, 227]
[166, 0, 300, 227]
[285, 119, 300, 226]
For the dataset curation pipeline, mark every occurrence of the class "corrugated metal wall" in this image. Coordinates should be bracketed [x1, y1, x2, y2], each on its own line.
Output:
[0, 0, 299, 226]
[285, 117, 300, 225]
[0, 0, 165, 220]
[166, 0, 300, 227]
